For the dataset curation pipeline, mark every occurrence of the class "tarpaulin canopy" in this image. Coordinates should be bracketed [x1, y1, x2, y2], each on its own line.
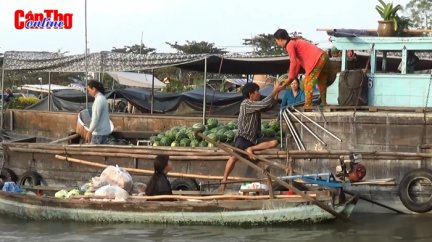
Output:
[106, 87, 245, 115]
[107, 72, 165, 88]
[2, 51, 289, 74]
[25, 89, 93, 112]
[19, 84, 82, 93]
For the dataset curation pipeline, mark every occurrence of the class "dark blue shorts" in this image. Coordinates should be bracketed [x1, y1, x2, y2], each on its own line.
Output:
[234, 136, 277, 150]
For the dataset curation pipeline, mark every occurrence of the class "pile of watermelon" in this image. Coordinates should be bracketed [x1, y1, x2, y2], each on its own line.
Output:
[150, 118, 281, 148]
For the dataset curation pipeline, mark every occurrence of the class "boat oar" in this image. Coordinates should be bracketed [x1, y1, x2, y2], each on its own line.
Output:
[195, 132, 350, 222]
[343, 190, 406, 214]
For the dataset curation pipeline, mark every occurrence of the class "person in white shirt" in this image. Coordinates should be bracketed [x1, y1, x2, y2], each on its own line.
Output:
[86, 80, 111, 144]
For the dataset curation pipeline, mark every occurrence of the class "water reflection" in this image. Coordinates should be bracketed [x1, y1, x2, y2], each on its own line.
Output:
[1, 213, 432, 242]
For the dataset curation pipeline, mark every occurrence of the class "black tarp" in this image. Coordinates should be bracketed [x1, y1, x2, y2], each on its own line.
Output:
[26, 86, 318, 115]
[106, 87, 246, 115]
[25, 90, 94, 112]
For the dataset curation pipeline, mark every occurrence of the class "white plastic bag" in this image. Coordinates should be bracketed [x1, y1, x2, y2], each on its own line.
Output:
[95, 184, 129, 201]
[100, 165, 133, 192]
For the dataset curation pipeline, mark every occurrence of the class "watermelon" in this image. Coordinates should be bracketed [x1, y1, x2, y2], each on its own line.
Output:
[171, 141, 179, 147]
[207, 133, 217, 141]
[262, 128, 277, 138]
[159, 137, 170, 146]
[261, 121, 270, 130]
[268, 120, 280, 132]
[218, 134, 227, 142]
[149, 136, 160, 144]
[224, 130, 235, 142]
[226, 121, 237, 130]
[175, 131, 188, 142]
[199, 141, 208, 147]
[217, 128, 227, 136]
[203, 130, 211, 136]
[207, 118, 219, 129]
[190, 140, 200, 147]
[180, 138, 191, 147]
[192, 123, 205, 132]
[165, 130, 176, 141]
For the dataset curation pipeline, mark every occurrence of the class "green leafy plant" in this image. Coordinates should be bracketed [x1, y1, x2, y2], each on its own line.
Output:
[6, 97, 39, 109]
[396, 16, 413, 35]
[376, 0, 403, 30]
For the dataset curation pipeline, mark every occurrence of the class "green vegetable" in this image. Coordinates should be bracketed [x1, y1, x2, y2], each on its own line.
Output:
[208, 142, 215, 148]
[192, 123, 205, 132]
[160, 137, 171, 146]
[152, 141, 161, 146]
[175, 131, 188, 142]
[207, 133, 217, 141]
[207, 118, 219, 129]
[190, 140, 200, 147]
[55, 189, 68, 199]
[224, 130, 235, 142]
[66, 189, 81, 198]
[171, 141, 179, 147]
[180, 138, 191, 147]
[268, 120, 280, 132]
[199, 140, 208, 147]
[149, 136, 160, 144]
[262, 128, 276, 138]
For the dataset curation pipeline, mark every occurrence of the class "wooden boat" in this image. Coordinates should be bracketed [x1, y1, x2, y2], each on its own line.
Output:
[0, 190, 357, 225]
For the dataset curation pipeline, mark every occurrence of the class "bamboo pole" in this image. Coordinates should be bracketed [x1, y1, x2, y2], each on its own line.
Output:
[72, 194, 318, 201]
[316, 28, 432, 33]
[219, 143, 289, 170]
[9, 148, 230, 160]
[54, 155, 248, 181]
[49, 134, 80, 144]
[131, 194, 317, 201]
[196, 132, 350, 222]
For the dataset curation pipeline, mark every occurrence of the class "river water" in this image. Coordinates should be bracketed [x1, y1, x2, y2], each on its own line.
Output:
[1, 213, 431, 242]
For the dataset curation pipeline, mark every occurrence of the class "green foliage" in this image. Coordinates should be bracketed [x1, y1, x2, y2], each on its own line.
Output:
[243, 32, 303, 56]
[405, 0, 432, 31]
[6, 97, 39, 109]
[111, 44, 156, 55]
[166, 41, 227, 54]
[376, 0, 403, 21]
[243, 34, 284, 56]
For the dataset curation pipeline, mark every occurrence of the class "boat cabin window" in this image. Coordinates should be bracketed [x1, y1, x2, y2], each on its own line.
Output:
[374, 50, 424, 74]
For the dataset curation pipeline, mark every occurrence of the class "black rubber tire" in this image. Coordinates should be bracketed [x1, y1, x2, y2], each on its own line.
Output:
[171, 178, 199, 191]
[18, 171, 43, 187]
[0, 168, 19, 183]
[399, 169, 432, 213]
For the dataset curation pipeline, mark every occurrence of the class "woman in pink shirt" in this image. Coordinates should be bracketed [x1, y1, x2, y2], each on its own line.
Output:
[274, 29, 329, 107]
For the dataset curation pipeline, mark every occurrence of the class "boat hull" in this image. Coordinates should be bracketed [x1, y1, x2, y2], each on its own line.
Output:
[0, 192, 352, 225]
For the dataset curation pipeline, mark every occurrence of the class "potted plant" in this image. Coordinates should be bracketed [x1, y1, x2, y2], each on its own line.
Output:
[375, 0, 402, 37]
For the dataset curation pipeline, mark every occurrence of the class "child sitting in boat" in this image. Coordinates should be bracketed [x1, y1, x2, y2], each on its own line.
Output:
[145, 155, 173, 196]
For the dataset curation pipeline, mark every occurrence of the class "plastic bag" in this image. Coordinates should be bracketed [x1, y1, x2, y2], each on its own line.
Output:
[131, 182, 147, 195]
[95, 184, 129, 201]
[2, 182, 23, 193]
[66, 189, 81, 198]
[100, 165, 133, 192]
[91, 176, 108, 190]
[55, 189, 68, 199]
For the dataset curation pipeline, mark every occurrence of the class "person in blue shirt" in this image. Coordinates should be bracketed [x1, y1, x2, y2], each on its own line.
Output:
[281, 79, 305, 109]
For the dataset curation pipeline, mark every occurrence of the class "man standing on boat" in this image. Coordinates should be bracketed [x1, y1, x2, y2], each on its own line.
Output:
[219, 81, 284, 192]
[274, 28, 330, 107]
[86, 80, 112, 144]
